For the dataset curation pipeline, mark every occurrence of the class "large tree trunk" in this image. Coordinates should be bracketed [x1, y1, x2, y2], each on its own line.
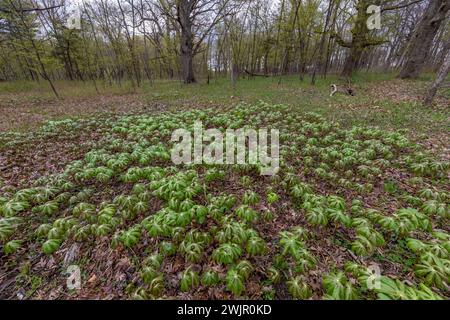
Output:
[338, 1, 372, 78]
[424, 48, 450, 106]
[180, 29, 196, 83]
[435, 41, 450, 72]
[179, 1, 196, 84]
[399, 0, 450, 79]
[341, 46, 364, 78]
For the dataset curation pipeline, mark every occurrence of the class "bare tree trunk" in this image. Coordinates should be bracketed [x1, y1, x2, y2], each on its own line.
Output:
[424, 48, 450, 106]
[311, 0, 334, 84]
[273, 0, 285, 75]
[178, 1, 196, 83]
[323, 0, 339, 78]
[282, 0, 300, 76]
[180, 31, 196, 83]
[435, 41, 450, 72]
[341, 45, 364, 78]
[14, 7, 59, 97]
[399, 0, 450, 79]
[249, 6, 258, 74]
[337, 0, 373, 78]
[231, 61, 238, 90]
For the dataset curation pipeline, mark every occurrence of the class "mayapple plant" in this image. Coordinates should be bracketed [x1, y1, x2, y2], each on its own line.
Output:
[4, 239, 22, 254]
[322, 271, 359, 300]
[236, 205, 258, 224]
[0, 217, 21, 242]
[201, 270, 220, 286]
[160, 241, 177, 256]
[42, 238, 62, 254]
[180, 241, 203, 263]
[141, 266, 160, 284]
[212, 243, 242, 265]
[120, 226, 141, 248]
[286, 276, 312, 299]
[180, 267, 199, 292]
[246, 236, 267, 256]
[267, 267, 281, 284]
[225, 268, 245, 296]
[235, 260, 254, 280]
[144, 252, 164, 269]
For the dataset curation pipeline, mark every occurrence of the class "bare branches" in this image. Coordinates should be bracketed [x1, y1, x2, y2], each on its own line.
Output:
[0, 0, 448, 84]
[331, 32, 352, 48]
[0, 4, 62, 14]
[381, 0, 425, 13]
[192, 0, 237, 54]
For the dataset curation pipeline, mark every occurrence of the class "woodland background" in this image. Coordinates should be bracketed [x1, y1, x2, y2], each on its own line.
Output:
[0, 0, 449, 98]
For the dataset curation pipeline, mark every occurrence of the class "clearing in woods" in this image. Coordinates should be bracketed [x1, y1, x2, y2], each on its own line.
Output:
[0, 74, 449, 300]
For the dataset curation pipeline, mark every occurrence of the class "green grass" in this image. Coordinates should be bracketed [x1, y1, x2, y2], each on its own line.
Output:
[0, 79, 135, 96]
[138, 73, 448, 135]
[0, 72, 448, 136]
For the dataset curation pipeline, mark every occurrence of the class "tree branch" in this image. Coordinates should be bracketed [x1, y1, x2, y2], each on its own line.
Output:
[0, 4, 62, 14]
[363, 37, 389, 47]
[381, 0, 424, 13]
[331, 32, 352, 48]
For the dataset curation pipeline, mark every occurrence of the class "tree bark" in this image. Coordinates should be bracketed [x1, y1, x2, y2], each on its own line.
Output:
[399, 0, 450, 79]
[424, 48, 450, 106]
[435, 41, 450, 72]
[231, 61, 238, 90]
[178, 0, 196, 83]
[341, 44, 365, 78]
[338, 0, 385, 78]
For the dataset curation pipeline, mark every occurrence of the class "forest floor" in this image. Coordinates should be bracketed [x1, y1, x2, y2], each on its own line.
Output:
[0, 73, 449, 134]
[0, 73, 449, 300]
[1, 73, 448, 184]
